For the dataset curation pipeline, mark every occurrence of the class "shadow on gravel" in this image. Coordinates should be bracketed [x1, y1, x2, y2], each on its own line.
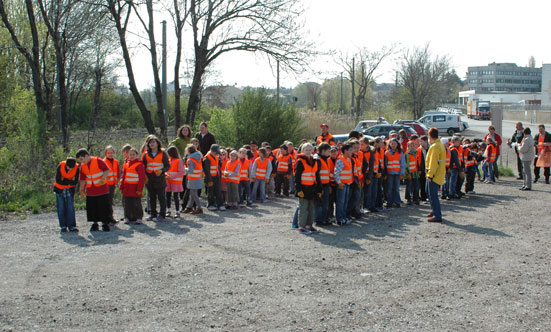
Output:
[60, 233, 90, 247]
[153, 218, 190, 235]
[444, 220, 511, 237]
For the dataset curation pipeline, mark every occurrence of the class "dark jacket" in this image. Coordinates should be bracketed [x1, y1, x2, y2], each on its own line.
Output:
[361, 148, 376, 180]
[202, 152, 220, 182]
[195, 131, 216, 156]
[449, 147, 461, 169]
[142, 150, 170, 189]
[294, 154, 322, 199]
[53, 163, 80, 194]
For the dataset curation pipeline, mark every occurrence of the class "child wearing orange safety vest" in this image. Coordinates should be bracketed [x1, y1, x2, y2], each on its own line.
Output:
[294, 143, 322, 234]
[404, 140, 420, 205]
[53, 157, 80, 232]
[250, 148, 272, 203]
[463, 139, 477, 194]
[183, 144, 204, 214]
[203, 144, 225, 211]
[120, 147, 146, 224]
[76, 148, 112, 232]
[314, 142, 333, 226]
[482, 137, 497, 183]
[384, 138, 405, 207]
[103, 145, 120, 224]
[238, 148, 253, 206]
[327, 146, 339, 220]
[223, 150, 241, 210]
[334, 141, 354, 225]
[165, 146, 186, 218]
[347, 139, 363, 220]
[361, 137, 377, 213]
[220, 149, 229, 205]
[274, 144, 293, 197]
[142, 135, 170, 221]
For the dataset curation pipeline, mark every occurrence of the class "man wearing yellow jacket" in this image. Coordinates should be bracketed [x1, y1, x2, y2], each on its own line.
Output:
[425, 128, 446, 223]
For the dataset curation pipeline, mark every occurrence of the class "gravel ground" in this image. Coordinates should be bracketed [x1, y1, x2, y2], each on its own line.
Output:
[1, 175, 551, 331]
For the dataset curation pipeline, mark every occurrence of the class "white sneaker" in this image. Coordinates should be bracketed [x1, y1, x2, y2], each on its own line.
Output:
[166, 209, 171, 216]
[207, 206, 217, 211]
[219, 206, 226, 211]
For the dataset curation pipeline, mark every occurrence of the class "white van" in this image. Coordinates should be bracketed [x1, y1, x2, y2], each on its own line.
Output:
[418, 113, 463, 136]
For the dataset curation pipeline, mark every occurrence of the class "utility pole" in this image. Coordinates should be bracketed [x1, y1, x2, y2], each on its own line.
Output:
[340, 72, 344, 114]
[276, 59, 280, 104]
[161, 20, 168, 134]
[351, 57, 355, 116]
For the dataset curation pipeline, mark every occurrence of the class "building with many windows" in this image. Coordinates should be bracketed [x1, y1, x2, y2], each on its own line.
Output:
[467, 63, 541, 93]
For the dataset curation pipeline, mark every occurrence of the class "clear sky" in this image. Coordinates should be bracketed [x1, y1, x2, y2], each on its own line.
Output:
[126, 0, 551, 90]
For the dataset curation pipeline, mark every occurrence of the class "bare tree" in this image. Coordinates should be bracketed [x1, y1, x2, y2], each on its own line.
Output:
[337, 45, 395, 119]
[104, 0, 156, 135]
[186, 0, 314, 125]
[0, 0, 55, 145]
[132, 0, 168, 141]
[305, 82, 321, 110]
[398, 44, 451, 119]
[165, 0, 190, 134]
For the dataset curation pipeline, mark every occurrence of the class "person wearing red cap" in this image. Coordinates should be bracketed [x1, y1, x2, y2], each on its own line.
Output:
[316, 124, 336, 146]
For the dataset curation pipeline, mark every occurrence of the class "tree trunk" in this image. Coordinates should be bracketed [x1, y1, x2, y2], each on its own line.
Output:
[186, 54, 206, 126]
[107, 2, 156, 135]
[146, 0, 166, 142]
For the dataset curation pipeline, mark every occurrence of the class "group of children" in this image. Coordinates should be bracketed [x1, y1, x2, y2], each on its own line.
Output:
[53, 128, 498, 234]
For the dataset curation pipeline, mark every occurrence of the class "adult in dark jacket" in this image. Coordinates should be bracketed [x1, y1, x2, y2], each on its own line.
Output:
[507, 122, 524, 180]
[533, 124, 551, 184]
[195, 122, 217, 156]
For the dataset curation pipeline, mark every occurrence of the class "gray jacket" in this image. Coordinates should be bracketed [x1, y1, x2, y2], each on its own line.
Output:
[185, 152, 204, 189]
[518, 134, 535, 162]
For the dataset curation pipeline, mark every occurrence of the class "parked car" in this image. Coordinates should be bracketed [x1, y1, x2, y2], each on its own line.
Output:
[332, 133, 374, 145]
[353, 119, 389, 132]
[362, 124, 417, 138]
[393, 120, 428, 136]
[417, 113, 463, 136]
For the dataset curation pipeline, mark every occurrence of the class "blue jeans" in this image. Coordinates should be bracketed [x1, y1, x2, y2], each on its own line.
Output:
[292, 206, 299, 227]
[365, 178, 378, 209]
[483, 161, 495, 181]
[449, 168, 459, 196]
[56, 190, 76, 229]
[443, 171, 451, 196]
[336, 184, 350, 222]
[315, 185, 330, 223]
[250, 179, 266, 202]
[405, 177, 420, 202]
[238, 180, 251, 204]
[346, 185, 360, 217]
[386, 174, 401, 205]
[427, 180, 442, 219]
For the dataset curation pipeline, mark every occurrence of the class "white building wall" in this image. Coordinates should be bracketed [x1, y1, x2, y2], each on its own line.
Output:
[542, 64, 551, 106]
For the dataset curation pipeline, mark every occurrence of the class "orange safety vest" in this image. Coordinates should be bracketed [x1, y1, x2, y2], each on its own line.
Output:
[328, 157, 336, 183]
[538, 134, 545, 154]
[123, 161, 142, 184]
[254, 157, 270, 179]
[408, 152, 417, 173]
[485, 144, 496, 162]
[464, 147, 475, 167]
[225, 159, 241, 184]
[316, 133, 335, 146]
[103, 158, 120, 186]
[145, 152, 164, 173]
[277, 154, 293, 173]
[221, 159, 229, 182]
[385, 150, 401, 173]
[298, 158, 318, 185]
[54, 161, 78, 190]
[376, 149, 385, 171]
[187, 158, 203, 181]
[416, 146, 425, 169]
[362, 150, 371, 174]
[338, 155, 354, 184]
[445, 149, 451, 167]
[167, 158, 183, 184]
[319, 157, 331, 184]
[239, 159, 250, 181]
[354, 151, 364, 181]
[81, 157, 104, 188]
[449, 146, 461, 169]
[204, 152, 219, 177]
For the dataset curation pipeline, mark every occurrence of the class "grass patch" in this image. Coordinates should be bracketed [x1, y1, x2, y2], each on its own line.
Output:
[498, 166, 515, 177]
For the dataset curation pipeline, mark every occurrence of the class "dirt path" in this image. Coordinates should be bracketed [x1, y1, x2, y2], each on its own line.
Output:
[1, 178, 550, 331]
